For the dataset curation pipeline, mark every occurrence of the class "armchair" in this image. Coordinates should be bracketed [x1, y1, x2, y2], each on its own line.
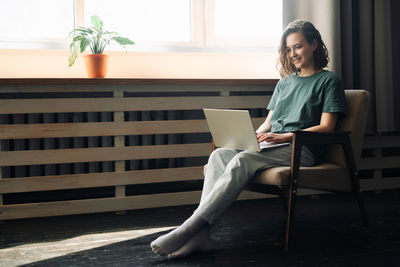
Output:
[247, 89, 371, 252]
[207, 89, 371, 252]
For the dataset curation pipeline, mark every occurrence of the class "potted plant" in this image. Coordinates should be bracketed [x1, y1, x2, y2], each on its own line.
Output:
[68, 15, 135, 78]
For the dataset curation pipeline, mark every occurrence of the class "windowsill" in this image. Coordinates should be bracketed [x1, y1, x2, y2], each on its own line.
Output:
[0, 49, 281, 79]
[0, 78, 279, 86]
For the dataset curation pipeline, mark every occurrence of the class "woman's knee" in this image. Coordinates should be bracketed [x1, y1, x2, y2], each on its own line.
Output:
[209, 148, 238, 162]
[213, 147, 237, 155]
[234, 150, 258, 161]
[228, 151, 257, 169]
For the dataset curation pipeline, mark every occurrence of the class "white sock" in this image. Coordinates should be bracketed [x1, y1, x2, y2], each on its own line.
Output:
[150, 213, 207, 256]
[168, 226, 214, 259]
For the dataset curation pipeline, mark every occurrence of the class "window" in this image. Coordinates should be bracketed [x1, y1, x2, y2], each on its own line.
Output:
[208, 0, 282, 47]
[84, 0, 192, 43]
[0, 0, 74, 48]
[0, 0, 282, 52]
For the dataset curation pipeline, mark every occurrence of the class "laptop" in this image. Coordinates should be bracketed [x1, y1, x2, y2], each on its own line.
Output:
[203, 108, 290, 152]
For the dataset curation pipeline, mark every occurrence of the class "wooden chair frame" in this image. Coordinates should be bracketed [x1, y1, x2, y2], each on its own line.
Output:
[245, 130, 370, 252]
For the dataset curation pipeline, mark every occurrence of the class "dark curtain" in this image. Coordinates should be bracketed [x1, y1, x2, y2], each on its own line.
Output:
[340, 0, 399, 133]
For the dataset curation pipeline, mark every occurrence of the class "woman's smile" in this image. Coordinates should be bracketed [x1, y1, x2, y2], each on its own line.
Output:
[285, 31, 318, 76]
[292, 57, 301, 65]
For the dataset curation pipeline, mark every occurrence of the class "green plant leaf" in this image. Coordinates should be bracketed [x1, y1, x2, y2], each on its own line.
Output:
[76, 27, 95, 35]
[68, 42, 79, 67]
[73, 36, 87, 43]
[67, 15, 134, 64]
[91, 16, 103, 32]
[79, 38, 91, 53]
[112, 36, 135, 46]
[91, 37, 101, 54]
[103, 31, 119, 36]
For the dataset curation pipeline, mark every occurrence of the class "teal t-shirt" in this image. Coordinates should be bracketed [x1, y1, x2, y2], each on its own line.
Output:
[267, 70, 347, 159]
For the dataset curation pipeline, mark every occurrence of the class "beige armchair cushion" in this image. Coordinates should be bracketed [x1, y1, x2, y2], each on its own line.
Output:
[325, 90, 370, 169]
[251, 163, 352, 192]
[204, 163, 352, 192]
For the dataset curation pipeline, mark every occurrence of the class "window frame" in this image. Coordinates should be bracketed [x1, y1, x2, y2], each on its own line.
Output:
[0, 0, 282, 52]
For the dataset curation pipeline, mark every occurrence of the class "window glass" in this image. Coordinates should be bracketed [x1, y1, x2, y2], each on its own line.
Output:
[214, 0, 282, 41]
[0, 0, 282, 50]
[84, 0, 192, 42]
[0, 0, 74, 42]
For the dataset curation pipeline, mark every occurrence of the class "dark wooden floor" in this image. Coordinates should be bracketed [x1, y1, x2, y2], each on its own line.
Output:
[1, 190, 399, 267]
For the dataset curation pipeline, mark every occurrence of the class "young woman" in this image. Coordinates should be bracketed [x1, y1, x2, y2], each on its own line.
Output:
[150, 19, 347, 259]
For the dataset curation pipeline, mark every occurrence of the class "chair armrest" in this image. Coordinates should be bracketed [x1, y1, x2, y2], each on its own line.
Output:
[289, 130, 357, 193]
[291, 130, 351, 146]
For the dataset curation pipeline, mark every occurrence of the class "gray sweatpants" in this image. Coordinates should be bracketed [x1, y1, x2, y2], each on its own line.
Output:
[194, 145, 316, 224]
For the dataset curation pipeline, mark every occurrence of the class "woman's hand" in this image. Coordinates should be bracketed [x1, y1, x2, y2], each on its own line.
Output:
[256, 132, 293, 144]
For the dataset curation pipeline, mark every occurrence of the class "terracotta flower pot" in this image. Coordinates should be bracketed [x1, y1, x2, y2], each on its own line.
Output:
[84, 54, 109, 78]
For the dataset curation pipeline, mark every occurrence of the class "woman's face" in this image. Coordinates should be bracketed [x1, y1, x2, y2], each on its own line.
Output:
[285, 31, 317, 72]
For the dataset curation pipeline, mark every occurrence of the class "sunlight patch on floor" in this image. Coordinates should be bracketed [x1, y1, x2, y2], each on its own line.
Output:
[0, 226, 175, 267]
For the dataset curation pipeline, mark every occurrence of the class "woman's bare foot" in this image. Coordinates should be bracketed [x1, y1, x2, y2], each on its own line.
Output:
[168, 227, 214, 259]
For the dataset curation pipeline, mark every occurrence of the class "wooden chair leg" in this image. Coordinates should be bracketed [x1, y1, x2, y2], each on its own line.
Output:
[285, 132, 302, 253]
[284, 189, 297, 253]
[342, 137, 369, 228]
[279, 191, 289, 213]
[352, 176, 369, 227]
[353, 189, 369, 227]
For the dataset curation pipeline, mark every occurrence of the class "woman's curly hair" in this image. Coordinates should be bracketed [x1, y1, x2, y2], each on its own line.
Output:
[277, 20, 329, 78]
